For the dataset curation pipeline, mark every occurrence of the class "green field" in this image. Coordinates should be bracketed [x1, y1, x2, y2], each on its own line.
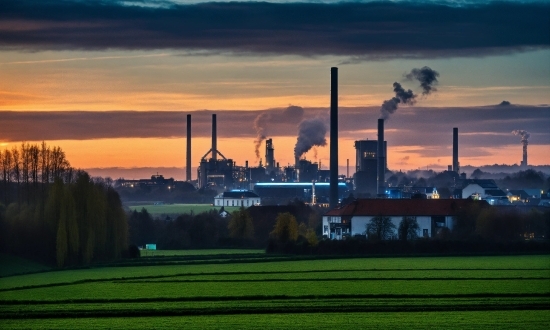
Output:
[127, 203, 240, 216]
[1, 252, 549, 329]
[138, 249, 265, 257]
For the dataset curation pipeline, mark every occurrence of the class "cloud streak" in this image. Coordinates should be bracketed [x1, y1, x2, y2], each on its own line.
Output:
[2, 106, 549, 149]
[1, 1, 548, 57]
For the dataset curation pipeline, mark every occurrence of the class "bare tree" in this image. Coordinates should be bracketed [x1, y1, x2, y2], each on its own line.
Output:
[40, 142, 51, 184]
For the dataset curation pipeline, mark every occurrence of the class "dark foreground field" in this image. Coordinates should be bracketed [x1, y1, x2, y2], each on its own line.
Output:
[1, 252, 549, 329]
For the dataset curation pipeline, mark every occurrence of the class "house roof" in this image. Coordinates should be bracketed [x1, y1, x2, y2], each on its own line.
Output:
[325, 199, 488, 217]
[217, 191, 259, 198]
[461, 179, 498, 189]
[484, 189, 507, 197]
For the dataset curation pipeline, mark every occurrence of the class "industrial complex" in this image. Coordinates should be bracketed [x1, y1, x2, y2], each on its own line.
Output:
[118, 67, 536, 209]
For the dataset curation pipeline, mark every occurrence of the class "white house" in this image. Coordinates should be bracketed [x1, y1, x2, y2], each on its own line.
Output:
[323, 199, 488, 240]
[458, 179, 506, 199]
[214, 190, 261, 207]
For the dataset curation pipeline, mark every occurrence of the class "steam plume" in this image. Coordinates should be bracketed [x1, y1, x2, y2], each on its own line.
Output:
[253, 105, 304, 160]
[294, 118, 327, 160]
[512, 129, 530, 143]
[253, 113, 269, 159]
[405, 66, 440, 95]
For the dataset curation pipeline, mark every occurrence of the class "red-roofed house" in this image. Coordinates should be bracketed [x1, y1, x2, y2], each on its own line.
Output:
[323, 199, 487, 240]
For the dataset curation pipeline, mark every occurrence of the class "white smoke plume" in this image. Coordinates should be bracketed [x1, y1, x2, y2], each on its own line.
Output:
[512, 129, 530, 144]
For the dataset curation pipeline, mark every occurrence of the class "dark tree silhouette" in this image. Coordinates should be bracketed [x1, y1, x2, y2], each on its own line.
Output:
[366, 216, 396, 240]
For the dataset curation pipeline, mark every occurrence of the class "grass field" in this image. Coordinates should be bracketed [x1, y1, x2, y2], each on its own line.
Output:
[1, 252, 549, 329]
[138, 249, 265, 257]
[127, 203, 240, 216]
[0, 254, 52, 277]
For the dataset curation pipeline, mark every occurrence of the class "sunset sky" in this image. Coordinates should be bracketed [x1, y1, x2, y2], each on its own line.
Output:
[1, 0, 549, 180]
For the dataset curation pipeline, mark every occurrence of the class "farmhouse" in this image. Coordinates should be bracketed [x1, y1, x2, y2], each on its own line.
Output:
[323, 199, 488, 240]
[454, 179, 507, 204]
[214, 190, 261, 207]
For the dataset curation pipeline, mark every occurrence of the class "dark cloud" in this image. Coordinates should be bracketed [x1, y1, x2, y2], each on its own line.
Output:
[1, 1, 548, 57]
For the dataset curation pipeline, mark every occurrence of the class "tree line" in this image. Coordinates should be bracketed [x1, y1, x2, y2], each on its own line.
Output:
[0, 143, 128, 267]
[0, 142, 73, 204]
[127, 201, 322, 250]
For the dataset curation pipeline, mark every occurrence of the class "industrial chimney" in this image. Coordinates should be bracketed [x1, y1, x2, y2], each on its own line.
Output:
[522, 143, 528, 168]
[453, 127, 459, 173]
[265, 138, 275, 173]
[212, 114, 217, 161]
[330, 67, 338, 208]
[186, 114, 191, 181]
[377, 119, 385, 195]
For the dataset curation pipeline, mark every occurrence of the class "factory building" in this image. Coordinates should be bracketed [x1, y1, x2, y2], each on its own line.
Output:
[254, 182, 348, 205]
[354, 140, 386, 196]
[214, 190, 261, 207]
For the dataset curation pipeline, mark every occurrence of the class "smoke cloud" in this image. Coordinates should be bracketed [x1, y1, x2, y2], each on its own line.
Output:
[253, 105, 304, 160]
[380, 67, 440, 119]
[253, 113, 269, 160]
[405, 66, 440, 95]
[294, 118, 327, 160]
[512, 129, 530, 144]
[380, 82, 417, 120]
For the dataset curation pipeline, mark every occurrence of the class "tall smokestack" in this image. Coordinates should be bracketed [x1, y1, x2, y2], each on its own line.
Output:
[453, 127, 459, 173]
[212, 114, 217, 161]
[330, 67, 338, 208]
[266, 138, 274, 172]
[523, 144, 528, 167]
[377, 119, 385, 195]
[512, 130, 530, 168]
[186, 114, 191, 181]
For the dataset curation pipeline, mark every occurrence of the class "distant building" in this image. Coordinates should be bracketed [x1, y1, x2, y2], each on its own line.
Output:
[453, 179, 507, 205]
[354, 140, 386, 196]
[117, 174, 175, 189]
[214, 190, 261, 207]
[323, 199, 487, 240]
[253, 182, 348, 205]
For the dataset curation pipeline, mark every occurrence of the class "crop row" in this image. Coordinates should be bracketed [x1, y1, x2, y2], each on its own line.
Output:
[2, 310, 550, 329]
[1, 279, 548, 301]
[2, 255, 549, 290]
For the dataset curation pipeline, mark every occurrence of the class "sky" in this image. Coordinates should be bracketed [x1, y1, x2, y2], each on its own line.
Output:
[0, 0, 549, 180]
